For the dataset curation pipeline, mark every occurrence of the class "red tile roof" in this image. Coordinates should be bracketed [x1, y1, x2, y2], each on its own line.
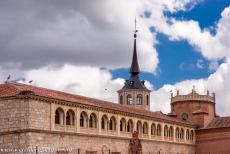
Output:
[0, 83, 193, 126]
[204, 117, 230, 129]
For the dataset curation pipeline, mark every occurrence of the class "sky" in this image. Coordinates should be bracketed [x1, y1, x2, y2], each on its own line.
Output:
[0, 0, 230, 116]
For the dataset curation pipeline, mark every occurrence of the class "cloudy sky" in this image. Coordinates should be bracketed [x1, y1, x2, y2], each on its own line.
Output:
[0, 0, 230, 116]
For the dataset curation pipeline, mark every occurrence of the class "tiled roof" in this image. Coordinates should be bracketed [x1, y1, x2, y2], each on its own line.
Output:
[0, 83, 193, 126]
[205, 117, 230, 129]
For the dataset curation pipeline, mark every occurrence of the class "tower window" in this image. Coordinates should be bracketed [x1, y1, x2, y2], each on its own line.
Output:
[127, 94, 132, 105]
[136, 94, 143, 105]
[146, 95, 149, 105]
[119, 95, 123, 104]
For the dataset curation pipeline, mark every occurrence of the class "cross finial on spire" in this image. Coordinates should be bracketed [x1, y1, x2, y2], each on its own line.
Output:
[130, 18, 140, 76]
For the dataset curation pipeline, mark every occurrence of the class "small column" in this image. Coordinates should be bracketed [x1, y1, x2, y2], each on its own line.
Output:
[117, 115, 121, 136]
[63, 109, 66, 132]
[50, 103, 55, 131]
[148, 121, 151, 139]
[173, 125, 176, 142]
[76, 108, 80, 133]
[184, 127, 186, 143]
[161, 123, 164, 141]
[98, 111, 102, 135]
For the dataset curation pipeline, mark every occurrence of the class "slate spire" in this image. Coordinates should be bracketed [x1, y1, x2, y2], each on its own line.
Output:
[130, 19, 140, 76]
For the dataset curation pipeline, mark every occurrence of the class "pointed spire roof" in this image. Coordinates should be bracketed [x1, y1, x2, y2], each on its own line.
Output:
[130, 19, 140, 76]
[118, 19, 150, 91]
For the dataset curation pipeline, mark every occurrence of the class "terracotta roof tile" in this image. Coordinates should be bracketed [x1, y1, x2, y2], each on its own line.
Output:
[205, 117, 230, 129]
[0, 83, 193, 125]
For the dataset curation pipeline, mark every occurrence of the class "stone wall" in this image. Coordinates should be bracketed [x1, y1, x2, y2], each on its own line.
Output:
[0, 132, 195, 154]
[0, 99, 29, 132]
[0, 98, 196, 154]
[28, 100, 51, 130]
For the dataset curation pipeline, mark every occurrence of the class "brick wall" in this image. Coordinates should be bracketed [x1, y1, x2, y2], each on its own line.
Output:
[196, 128, 230, 154]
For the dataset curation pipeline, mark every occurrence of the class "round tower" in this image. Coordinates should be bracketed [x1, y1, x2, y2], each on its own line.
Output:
[169, 89, 216, 128]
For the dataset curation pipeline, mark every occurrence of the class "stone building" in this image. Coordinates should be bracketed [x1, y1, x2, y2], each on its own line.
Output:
[0, 29, 229, 154]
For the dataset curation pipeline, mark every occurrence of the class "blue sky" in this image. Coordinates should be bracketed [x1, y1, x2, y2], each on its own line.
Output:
[0, 0, 230, 115]
[112, 0, 229, 90]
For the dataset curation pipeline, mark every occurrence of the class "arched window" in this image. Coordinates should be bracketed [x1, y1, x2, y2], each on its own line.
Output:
[127, 119, 133, 133]
[127, 94, 132, 105]
[109, 116, 116, 131]
[186, 129, 189, 140]
[176, 127, 180, 139]
[146, 95, 149, 105]
[66, 109, 75, 125]
[156, 124, 161, 136]
[180, 128, 184, 139]
[119, 95, 123, 104]
[80, 111, 88, 128]
[169, 126, 173, 138]
[120, 118, 126, 132]
[164, 125, 168, 137]
[136, 94, 143, 105]
[143, 122, 148, 134]
[136, 121, 142, 134]
[151, 123, 156, 136]
[89, 113, 97, 128]
[55, 108, 64, 125]
[101, 115, 108, 130]
[190, 130, 194, 141]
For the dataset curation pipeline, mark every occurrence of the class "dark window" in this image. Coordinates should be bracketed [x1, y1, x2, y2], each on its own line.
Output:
[127, 122, 130, 132]
[146, 95, 149, 105]
[80, 114, 84, 127]
[109, 119, 113, 130]
[55, 110, 60, 124]
[137, 94, 143, 105]
[119, 95, 123, 104]
[66, 111, 71, 125]
[120, 121, 123, 131]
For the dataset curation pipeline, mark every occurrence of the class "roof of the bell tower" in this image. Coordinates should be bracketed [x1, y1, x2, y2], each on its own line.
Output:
[120, 20, 150, 91]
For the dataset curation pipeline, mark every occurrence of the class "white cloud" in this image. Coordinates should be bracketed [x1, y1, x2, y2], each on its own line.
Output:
[145, 2, 230, 61]
[196, 59, 204, 69]
[1, 1, 230, 117]
[144, 4, 230, 116]
[151, 59, 230, 116]
[0, 0, 159, 73]
[22, 64, 124, 102]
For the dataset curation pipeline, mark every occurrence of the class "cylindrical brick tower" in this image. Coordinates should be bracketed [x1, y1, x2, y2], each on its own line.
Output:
[169, 89, 216, 128]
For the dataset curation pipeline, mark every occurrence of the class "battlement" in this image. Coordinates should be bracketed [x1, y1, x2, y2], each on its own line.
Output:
[171, 89, 215, 104]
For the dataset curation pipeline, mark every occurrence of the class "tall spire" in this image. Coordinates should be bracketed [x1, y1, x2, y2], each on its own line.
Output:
[130, 18, 140, 76]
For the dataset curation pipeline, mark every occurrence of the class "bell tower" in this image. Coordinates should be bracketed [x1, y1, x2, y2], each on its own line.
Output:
[117, 20, 151, 111]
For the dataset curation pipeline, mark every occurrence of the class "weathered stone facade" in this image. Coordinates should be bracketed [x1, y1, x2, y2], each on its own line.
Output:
[0, 88, 196, 154]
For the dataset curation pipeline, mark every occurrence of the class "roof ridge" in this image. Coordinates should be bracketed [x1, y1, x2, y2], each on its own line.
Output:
[0, 83, 193, 125]
[14, 83, 118, 105]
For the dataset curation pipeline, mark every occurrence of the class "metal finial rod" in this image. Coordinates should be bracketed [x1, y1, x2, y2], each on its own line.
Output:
[134, 18, 138, 33]
[134, 18, 138, 38]
[135, 18, 137, 32]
